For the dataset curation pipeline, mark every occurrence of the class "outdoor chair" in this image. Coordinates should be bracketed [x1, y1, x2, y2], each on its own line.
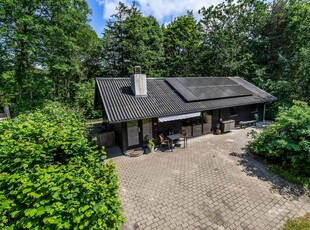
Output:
[178, 130, 188, 148]
[159, 133, 171, 151]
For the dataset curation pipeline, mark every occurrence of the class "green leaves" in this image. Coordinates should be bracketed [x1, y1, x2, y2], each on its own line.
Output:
[0, 103, 124, 229]
[248, 100, 310, 177]
[199, 0, 267, 77]
[163, 12, 202, 77]
[102, 2, 164, 78]
[1, 0, 99, 105]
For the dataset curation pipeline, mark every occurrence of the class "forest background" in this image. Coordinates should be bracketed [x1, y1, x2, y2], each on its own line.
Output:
[1, 0, 309, 119]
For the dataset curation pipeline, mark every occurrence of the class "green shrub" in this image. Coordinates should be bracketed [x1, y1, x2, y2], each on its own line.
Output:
[281, 213, 310, 230]
[248, 100, 310, 177]
[73, 81, 101, 120]
[268, 165, 310, 189]
[0, 102, 124, 229]
[10, 98, 49, 117]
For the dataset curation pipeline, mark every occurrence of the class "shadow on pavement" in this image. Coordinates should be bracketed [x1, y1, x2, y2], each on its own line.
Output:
[105, 146, 124, 159]
[229, 151, 309, 200]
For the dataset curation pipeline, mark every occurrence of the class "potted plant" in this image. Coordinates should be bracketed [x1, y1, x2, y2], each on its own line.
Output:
[147, 137, 155, 153]
[254, 113, 259, 121]
[144, 135, 155, 154]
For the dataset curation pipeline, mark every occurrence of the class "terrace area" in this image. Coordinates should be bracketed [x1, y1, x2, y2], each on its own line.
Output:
[107, 128, 310, 230]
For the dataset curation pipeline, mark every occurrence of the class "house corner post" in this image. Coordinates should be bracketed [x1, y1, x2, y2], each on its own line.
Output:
[263, 103, 266, 122]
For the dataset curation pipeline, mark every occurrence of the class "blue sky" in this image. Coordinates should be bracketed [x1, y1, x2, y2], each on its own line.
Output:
[87, 0, 223, 37]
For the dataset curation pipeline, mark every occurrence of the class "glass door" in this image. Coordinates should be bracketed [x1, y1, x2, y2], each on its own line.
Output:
[142, 119, 152, 139]
[203, 111, 212, 134]
[127, 120, 140, 148]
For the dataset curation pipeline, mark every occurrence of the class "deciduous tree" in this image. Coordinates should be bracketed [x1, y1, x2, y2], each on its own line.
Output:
[163, 12, 202, 77]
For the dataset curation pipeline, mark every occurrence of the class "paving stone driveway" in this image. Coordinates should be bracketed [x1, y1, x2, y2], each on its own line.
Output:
[110, 128, 310, 230]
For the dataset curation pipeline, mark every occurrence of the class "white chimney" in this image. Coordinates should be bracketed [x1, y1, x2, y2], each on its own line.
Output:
[131, 66, 147, 97]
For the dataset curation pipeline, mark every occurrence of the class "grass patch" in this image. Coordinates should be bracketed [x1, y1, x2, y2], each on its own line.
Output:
[281, 213, 310, 230]
[268, 165, 310, 189]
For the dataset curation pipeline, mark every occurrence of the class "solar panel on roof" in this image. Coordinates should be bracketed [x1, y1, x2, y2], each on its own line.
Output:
[166, 78, 185, 90]
[215, 87, 230, 98]
[180, 90, 199, 101]
[189, 87, 206, 99]
[166, 77, 253, 102]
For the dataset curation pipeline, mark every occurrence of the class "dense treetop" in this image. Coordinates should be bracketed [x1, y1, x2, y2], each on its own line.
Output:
[0, 0, 309, 117]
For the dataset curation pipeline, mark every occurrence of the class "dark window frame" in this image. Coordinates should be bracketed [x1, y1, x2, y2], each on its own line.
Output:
[229, 107, 238, 117]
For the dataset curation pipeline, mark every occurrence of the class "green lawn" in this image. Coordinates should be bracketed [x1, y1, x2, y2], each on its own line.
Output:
[282, 213, 310, 230]
[268, 165, 310, 189]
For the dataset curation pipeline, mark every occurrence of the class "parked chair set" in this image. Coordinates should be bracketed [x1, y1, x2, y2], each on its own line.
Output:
[159, 130, 188, 152]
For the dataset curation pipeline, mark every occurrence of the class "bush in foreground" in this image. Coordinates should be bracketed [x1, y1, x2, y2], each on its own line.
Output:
[0, 103, 124, 229]
[248, 100, 310, 178]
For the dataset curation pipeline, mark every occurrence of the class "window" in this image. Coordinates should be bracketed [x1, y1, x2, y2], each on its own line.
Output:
[230, 107, 238, 117]
[251, 104, 258, 112]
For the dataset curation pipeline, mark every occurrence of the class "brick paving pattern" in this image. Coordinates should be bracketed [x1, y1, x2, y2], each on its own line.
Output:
[111, 128, 310, 230]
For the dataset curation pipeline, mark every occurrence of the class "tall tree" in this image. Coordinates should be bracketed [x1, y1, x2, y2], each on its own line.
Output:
[199, 0, 267, 78]
[101, 2, 164, 77]
[41, 0, 93, 100]
[163, 12, 202, 77]
[258, 0, 310, 105]
[0, 0, 97, 102]
[0, 0, 46, 99]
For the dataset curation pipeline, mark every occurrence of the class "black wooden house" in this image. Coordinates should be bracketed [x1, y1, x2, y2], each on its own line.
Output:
[95, 70, 276, 152]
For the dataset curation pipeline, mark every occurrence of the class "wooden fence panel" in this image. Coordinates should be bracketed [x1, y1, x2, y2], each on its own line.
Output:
[94, 131, 115, 148]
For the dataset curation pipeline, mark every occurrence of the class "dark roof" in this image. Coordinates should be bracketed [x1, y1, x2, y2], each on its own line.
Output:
[95, 77, 276, 123]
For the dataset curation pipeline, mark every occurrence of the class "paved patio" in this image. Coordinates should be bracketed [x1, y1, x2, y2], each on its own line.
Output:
[109, 128, 310, 230]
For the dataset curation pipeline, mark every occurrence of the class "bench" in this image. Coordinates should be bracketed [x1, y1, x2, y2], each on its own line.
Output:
[239, 120, 257, 128]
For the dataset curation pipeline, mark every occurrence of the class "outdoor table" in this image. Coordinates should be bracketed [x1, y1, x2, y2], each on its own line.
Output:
[167, 133, 189, 151]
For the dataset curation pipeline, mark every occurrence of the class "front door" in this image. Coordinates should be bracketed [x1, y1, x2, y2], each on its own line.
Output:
[127, 119, 153, 149]
[127, 120, 141, 149]
[142, 118, 153, 139]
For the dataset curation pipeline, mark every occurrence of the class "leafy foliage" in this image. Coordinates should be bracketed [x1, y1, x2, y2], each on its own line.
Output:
[1, 0, 310, 121]
[268, 165, 310, 189]
[73, 80, 101, 120]
[10, 99, 49, 117]
[0, 103, 124, 229]
[199, 0, 267, 77]
[248, 101, 310, 177]
[101, 2, 164, 78]
[0, 0, 99, 102]
[256, 0, 310, 116]
[163, 12, 202, 77]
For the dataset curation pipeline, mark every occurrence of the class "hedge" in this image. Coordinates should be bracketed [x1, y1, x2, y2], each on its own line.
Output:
[0, 103, 124, 229]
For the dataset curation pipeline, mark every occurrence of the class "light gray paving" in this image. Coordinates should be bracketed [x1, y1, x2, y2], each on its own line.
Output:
[110, 128, 310, 230]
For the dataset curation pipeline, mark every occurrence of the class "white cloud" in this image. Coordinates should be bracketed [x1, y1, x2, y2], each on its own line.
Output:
[96, 0, 223, 23]
[96, 0, 131, 19]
